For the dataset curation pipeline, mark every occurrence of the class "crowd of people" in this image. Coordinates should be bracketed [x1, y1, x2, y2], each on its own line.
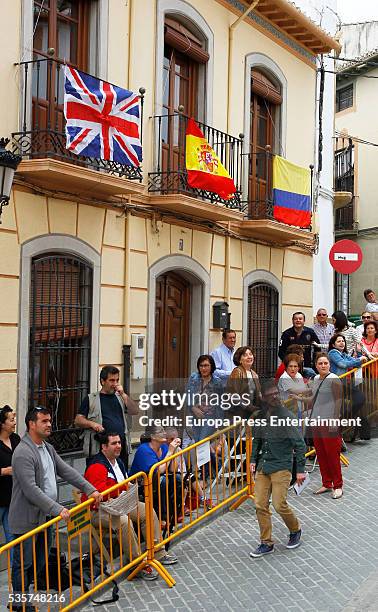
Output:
[0, 288, 377, 599]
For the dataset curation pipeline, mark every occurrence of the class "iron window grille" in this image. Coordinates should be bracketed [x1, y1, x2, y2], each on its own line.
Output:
[29, 253, 93, 454]
[248, 282, 279, 379]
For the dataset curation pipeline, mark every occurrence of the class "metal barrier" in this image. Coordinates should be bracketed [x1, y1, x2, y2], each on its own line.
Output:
[127, 422, 254, 587]
[339, 357, 378, 423]
[0, 471, 153, 611]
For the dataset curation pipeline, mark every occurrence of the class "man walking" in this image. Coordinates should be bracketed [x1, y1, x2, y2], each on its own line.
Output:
[75, 365, 139, 468]
[83, 431, 177, 580]
[9, 407, 101, 602]
[312, 308, 335, 349]
[211, 329, 236, 382]
[279, 312, 320, 368]
[249, 381, 307, 558]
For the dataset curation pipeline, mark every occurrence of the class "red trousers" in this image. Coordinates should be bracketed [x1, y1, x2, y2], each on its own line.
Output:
[313, 433, 343, 489]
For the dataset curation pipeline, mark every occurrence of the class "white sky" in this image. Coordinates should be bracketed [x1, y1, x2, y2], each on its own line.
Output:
[337, 0, 378, 23]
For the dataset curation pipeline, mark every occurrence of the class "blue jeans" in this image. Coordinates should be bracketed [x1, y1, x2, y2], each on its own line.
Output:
[12, 527, 53, 595]
[0, 506, 14, 563]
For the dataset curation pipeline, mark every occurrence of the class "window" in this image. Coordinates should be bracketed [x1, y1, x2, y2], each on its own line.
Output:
[336, 85, 353, 112]
[29, 254, 93, 454]
[248, 283, 279, 378]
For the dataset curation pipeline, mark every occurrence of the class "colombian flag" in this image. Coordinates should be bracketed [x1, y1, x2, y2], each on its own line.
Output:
[185, 118, 236, 200]
[272, 156, 311, 228]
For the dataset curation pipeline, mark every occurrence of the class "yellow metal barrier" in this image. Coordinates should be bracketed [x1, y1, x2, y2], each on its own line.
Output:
[127, 422, 254, 587]
[339, 357, 378, 425]
[0, 471, 154, 611]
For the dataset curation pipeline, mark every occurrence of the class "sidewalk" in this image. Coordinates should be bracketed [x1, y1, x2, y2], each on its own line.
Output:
[78, 438, 378, 612]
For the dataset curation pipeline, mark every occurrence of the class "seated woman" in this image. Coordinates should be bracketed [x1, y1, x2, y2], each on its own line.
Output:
[129, 425, 182, 524]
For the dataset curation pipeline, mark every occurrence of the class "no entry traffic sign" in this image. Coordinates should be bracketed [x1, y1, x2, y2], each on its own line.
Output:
[329, 239, 363, 274]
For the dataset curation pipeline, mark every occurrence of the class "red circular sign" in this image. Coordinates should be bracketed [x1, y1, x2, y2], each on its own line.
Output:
[329, 239, 363, 274]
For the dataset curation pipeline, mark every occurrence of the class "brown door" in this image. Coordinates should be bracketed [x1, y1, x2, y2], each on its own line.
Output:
[154, 273, 190, 380]
[161, 44, 199, 189]
[32, 0, 90, 150]
[248, 92, 274, 218]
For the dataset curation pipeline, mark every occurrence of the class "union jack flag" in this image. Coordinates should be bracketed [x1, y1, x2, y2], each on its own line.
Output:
[64, 66, 142, 166]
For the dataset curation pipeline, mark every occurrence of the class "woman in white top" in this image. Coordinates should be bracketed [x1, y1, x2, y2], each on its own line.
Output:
[311, 353, 343, 499]
[278, 354, 311, 413]
[332, 310, 361, 356]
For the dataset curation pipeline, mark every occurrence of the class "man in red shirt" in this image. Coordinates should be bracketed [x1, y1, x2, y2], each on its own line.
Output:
[83, 431, 177, 580]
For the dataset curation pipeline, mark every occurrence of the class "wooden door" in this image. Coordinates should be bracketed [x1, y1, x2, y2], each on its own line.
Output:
[248, 92, 274, 218]
[32, 0, 90, 146]
[162, 45, 199, 188]
[154, 273, 190, 380]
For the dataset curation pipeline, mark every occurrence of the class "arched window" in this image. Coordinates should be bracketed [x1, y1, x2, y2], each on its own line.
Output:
[249, 69, 282, 218]
[248, 282, 279, 378]
[29, 253, 93, 453]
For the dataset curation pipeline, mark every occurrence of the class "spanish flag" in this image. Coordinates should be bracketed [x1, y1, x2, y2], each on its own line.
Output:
[186, 118, 236, 200]
[273, 156, 311, 228]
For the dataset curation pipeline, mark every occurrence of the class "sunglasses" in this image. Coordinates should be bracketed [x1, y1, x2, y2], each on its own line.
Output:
[362, 316, 372, 320]
[317, 313, 327, 316]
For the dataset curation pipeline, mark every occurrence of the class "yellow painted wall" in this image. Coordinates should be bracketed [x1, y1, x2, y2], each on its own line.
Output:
[0, 192, 314, 401]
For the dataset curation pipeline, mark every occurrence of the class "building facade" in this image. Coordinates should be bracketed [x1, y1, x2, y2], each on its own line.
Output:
[334, 22, 378, 315]
[0, 0, 338, 452]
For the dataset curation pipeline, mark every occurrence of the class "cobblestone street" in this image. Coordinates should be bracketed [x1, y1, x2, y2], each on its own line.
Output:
[1, 439, 377, 612]
[76, 438, 378, 612]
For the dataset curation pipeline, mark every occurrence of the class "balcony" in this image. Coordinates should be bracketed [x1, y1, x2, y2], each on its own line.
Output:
[334, 140, 354, 209]
[12, 58, 143, 200]
[334, 141, 357, 233]
[148, 113, 245, 222]
[233, 148, 315, 246]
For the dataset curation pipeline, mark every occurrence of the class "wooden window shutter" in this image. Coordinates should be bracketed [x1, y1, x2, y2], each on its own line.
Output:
[164, 18, 209, 64]
[251, 70, 282, 105]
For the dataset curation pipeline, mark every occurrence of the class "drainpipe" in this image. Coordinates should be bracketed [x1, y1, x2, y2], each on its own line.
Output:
[225, 224, 231, 309]
[227, 0, 260, 134]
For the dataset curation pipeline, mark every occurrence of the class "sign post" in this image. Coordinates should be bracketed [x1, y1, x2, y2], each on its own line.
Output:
[329, 239, 363, 274]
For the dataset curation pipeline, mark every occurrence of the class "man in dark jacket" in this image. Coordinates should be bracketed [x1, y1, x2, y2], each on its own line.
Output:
[9, 407, 101, 605]
[278, 312, 320, 368]
[249, 381, 307, 558]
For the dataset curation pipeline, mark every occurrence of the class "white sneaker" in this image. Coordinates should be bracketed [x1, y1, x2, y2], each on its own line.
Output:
[332, 488, 343, 499]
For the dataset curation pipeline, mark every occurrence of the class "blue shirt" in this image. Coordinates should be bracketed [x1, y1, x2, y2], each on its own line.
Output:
[328, 349, 362, 376]
[211, 343, 235, 381]
[129, 443, 168, 476]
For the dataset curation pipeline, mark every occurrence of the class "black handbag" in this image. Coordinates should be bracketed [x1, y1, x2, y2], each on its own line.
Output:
[70, 552, 119, 605]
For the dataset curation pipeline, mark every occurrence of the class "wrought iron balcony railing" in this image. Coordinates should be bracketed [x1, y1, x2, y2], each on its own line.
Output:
[334, 139, 354, 194]
[246, 148, 313, 229]
[148, 113, 244, 210]
[335, 199, 357, 232]
[12, 58, 143, 181]
[247, 149, 274, 220]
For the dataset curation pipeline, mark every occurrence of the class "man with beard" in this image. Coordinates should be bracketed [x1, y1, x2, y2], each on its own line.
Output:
[75, 365, 139, 469]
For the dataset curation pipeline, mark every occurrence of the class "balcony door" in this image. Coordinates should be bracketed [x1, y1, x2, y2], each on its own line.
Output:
[160, 19, 209, 190]
[248, 70, 281, 218]
[32, 0, 90, 150]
